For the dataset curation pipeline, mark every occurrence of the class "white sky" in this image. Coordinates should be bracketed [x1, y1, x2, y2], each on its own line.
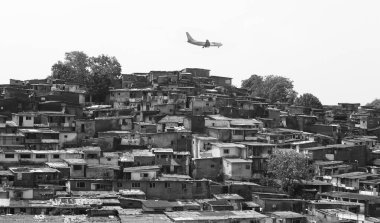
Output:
[1, 0, 379, 105]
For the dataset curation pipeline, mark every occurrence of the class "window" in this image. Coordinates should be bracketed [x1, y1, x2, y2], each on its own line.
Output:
[149, 183, 156, 188]
[132, 182, 140, 188]
[87, 154, 98, 159]
[140, 173, 149, 178]
[53, 154, 60, 159]
[5, 154, 14, 159]
[165, 182, 171, 188]
[117, 182, 122, 187]
[25, 116, 32, 120]
[73, 165, 82, 170]
[15, 138, 19, 142]
[76, 182, 85, 188]
[95, 184, 106, 190]
[182, 184, 187, 189]
[36, 154, 46, 159]
[245, 165, 250, 170]
[196, 182, 202, 187]
[20, 154, 31, 159]
[107, 157, 111, 161]
[64, 135, 68, 138]
[223, 149, 229, 154]
[210, 164, 215, 168]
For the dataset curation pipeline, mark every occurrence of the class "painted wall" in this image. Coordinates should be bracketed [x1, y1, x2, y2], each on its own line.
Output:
[128, 171, 157, 181]
[223, 160, 252, 181]
[59, 132, 77, 147]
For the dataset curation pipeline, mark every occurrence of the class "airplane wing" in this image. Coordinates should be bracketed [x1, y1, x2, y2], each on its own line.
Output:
[205, 40, 211, 47]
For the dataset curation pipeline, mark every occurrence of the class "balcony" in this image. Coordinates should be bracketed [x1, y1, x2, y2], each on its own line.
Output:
[25, 139, 43, 144]
[48, 122, 75, 129]
[41, 139, 59, 144]
[359, 190, 379, 196]
[232, 135, 244, 141]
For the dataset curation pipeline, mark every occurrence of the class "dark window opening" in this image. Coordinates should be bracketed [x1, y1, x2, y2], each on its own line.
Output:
[132, 182, 140, 188]
[20, 154, 31, 159]
[5, 154, 14, 159]
[76, 182, 85, 188]
[36, 154, 46, 159]
[73, 165, 82, 170]
[140, 173, 149, 177]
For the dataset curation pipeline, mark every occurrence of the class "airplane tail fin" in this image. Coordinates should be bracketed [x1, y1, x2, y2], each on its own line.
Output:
[186, 32, 195, 42]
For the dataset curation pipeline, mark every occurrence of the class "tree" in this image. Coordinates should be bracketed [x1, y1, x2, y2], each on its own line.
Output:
[241, 74, 297, 103]
[266, 150, 314, 193]
[367, 99, 380, 108]
[241, 74, 264, 97]
[294, 93, 323, 108]
[51, 62, 74, 81]
[50, 52, 122, 103]
[51, 51, 90, 84]
[88, 55, 122, 102]
[263, 75, 297, 103]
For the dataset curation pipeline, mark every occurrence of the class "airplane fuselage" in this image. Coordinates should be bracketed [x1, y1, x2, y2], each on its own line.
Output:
[188, 40, 222, 48]
[186, 32, 222, 48]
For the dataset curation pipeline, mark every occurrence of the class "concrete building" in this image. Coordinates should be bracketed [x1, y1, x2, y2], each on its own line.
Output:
[223, 158, 252, 181]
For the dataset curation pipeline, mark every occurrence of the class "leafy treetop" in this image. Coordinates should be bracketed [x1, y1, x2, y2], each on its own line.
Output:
[50, 51, 121, 103]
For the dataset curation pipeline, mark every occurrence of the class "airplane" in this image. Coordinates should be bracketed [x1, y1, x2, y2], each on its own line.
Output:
[186, 32, 222, 48]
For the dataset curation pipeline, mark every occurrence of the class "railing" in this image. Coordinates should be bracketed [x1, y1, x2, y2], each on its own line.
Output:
[48, 123, 75, 129]
[359, 190, 379, 196]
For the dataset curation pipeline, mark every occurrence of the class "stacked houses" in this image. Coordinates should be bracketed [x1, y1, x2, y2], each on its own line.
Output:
[0, 69, 379, 222]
